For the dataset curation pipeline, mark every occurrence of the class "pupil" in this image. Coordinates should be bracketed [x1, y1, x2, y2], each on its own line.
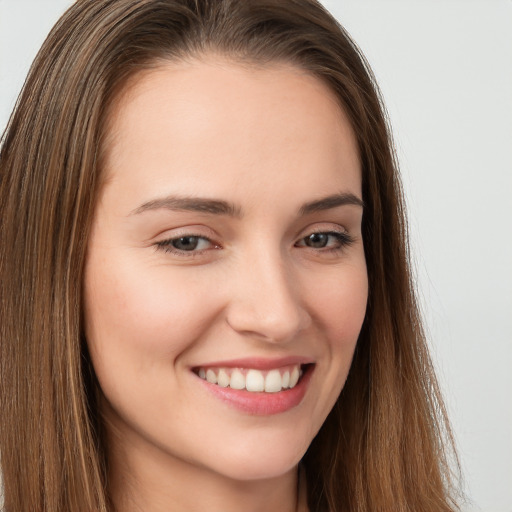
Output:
[173, 236, 199, 251]
[307, 233, 328, 248]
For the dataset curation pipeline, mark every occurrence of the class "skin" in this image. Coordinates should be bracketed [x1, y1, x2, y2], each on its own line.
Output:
[84, 56, 368, 512]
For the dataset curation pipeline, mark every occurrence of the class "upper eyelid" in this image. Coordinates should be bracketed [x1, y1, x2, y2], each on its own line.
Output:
[303, 226, 347, 234]
[153, 225, 218, 242]
[154, 223, 351, 242]
[296, 223, 350, 238]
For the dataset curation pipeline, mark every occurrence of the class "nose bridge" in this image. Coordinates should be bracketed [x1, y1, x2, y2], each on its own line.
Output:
[226, 245, 310, 342]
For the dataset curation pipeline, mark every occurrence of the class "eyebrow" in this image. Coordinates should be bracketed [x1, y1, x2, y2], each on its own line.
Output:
[131, 196, 242, 217]
[131, 192, 364, 217]
[298, 192, 365, 215]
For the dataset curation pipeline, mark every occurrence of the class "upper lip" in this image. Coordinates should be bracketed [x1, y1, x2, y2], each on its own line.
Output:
[192, 356, 314, 371]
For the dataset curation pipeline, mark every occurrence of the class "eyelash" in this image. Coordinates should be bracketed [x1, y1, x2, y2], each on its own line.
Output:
[155, 234, 217, 257]
[295, 230, 355, 253]
[155, 230, 355, 257]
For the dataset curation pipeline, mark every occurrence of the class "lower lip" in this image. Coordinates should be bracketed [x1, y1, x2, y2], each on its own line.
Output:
[196, 366, 314, 416]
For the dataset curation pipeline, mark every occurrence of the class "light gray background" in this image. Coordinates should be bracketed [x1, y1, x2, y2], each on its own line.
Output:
[1, 1, 511, 511]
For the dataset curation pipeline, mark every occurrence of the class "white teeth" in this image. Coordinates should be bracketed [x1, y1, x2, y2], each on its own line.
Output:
[282, 370, 290, 389]
[206, 369, 217, 384]
[230, 369, 245, 390]
[197, 364, 306, 392]
[246, 369, 265, 392]
[289, 366, 300, 388]
[264, 369, 282, 393]
[217, 369, 230, 388]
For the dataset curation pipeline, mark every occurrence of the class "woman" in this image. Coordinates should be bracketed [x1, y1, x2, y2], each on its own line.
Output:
[0, 0, 460, 510]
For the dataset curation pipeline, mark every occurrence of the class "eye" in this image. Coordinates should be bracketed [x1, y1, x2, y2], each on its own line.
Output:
[156, 235, 217, 255]
[296, 230, 354, 251]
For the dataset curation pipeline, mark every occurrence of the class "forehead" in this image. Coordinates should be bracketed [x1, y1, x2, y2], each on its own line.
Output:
[101, 56, 361, 201]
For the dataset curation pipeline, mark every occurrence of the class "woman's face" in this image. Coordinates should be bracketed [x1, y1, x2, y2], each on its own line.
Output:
[84, 57, 367, 484]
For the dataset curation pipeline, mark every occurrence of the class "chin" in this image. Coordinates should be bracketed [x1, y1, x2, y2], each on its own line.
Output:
[214, 455, 301, 482]
[198, 431, 310, 482]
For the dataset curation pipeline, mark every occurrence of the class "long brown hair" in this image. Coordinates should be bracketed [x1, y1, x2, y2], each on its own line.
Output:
[0, 1, 460, 510]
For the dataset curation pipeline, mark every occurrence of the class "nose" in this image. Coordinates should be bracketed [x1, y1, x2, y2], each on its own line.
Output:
[225, 249, 311, 343]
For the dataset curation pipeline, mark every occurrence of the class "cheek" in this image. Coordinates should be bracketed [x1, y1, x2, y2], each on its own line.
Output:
[295, 260, 367, 436]
[311, 261, 368, 380]
[83, 255, 221, 370]
[308, 262, 368, 345]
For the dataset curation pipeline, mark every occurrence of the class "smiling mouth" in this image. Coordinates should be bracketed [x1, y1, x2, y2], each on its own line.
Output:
[194, 364, 312, 393]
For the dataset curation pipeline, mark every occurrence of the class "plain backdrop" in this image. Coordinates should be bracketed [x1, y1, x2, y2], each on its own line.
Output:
[1, 1, 511, 511]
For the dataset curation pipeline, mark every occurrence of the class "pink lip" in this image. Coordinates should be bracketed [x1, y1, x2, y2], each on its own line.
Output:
[193, 356, 314, 371]
[194, 363, 314, 416]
